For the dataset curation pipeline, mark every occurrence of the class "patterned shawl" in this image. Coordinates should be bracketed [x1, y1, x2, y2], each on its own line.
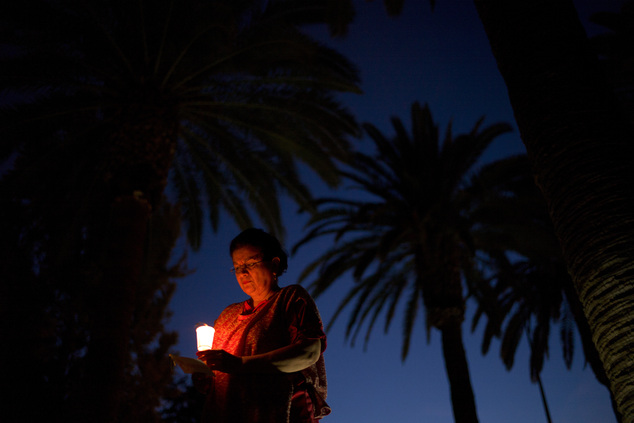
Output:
[202, 284, 329, 423]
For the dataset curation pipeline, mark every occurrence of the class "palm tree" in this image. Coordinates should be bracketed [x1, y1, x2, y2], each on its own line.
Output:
[294, 102, 512, 423]
[327, 0, 634, 418]
[467, 155, 622, 421]
[2, 0, 361, 239]
[1, 1, 360, 421]
[473, 2, 634, 419]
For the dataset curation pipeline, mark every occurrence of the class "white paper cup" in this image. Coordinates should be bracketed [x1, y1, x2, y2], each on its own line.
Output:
[196, 325, 215, 351]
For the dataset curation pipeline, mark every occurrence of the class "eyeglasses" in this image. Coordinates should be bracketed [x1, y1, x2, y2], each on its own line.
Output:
[230, 260, 267, 274]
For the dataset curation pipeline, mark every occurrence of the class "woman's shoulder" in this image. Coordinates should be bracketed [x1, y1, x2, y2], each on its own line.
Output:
[216, 301, 244, 320]
[278, 284, 320, 309]
[279, 284, 312, 298]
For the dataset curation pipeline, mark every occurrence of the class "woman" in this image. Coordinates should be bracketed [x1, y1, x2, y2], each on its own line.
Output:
[195, 228, 330, 423]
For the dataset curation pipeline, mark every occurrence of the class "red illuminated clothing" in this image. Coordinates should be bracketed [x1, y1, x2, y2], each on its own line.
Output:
[202, 284, 329, 423]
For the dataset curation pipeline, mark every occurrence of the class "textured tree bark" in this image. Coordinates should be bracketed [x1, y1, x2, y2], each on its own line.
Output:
[562, 278, 623, 422]
[474, 0, 634, 419]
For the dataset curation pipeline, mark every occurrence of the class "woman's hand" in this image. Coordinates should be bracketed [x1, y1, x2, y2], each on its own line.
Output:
[191, 372, 213, 394]
[196, 349, 243, 374]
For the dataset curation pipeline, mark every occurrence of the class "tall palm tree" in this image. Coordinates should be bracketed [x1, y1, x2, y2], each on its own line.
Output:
[328, 0, 634, 418]
[473, 2, 634, 419]
[1, 0, 360, 240]
[467, 155, 622, 421]
[294, 102, 512, 423]
[1, 1, 360, 421]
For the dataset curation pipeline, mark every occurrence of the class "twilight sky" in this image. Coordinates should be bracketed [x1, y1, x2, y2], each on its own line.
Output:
[167, 1, 624, 421]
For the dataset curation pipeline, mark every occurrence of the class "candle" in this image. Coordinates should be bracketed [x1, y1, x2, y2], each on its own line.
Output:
[196, 324, 215, 351]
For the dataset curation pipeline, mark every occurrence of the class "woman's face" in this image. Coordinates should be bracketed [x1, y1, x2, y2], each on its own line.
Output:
[231, 245, 279, 302]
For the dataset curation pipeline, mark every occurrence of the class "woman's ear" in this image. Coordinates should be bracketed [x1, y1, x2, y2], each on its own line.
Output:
[271, 257, 281, 273]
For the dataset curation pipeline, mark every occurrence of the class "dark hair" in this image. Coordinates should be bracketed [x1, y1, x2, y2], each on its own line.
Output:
[229, 228, 288, 275]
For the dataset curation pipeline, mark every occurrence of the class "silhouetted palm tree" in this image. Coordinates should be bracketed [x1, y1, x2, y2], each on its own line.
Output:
[1, 1, 360, 421]
[468, 155, 577, 377]
[1, 0, 360, 240]
[468, 155, 622, 422]
[294, 102, 512, 423]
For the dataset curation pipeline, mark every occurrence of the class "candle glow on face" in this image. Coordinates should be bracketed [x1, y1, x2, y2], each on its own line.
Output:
[196, 324, 215, 351]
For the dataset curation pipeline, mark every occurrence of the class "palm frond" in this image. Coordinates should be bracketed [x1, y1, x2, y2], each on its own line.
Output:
[171, 158, 204, 250]
[560, 300, 575, 369]
[401, 283, 422, 360]
[295, 101, 513, 365]
[500, 308, 527, 370]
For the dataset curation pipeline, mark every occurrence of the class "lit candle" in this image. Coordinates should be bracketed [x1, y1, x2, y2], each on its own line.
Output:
[196, 324, 215, 351]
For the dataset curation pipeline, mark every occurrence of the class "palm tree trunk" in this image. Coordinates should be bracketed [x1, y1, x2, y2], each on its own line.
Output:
[474, 0, 634, 419]
[525, 329, 553, 423]
[535, 372, 553, 423]
[440, 319, 479, 423]
[69, 106, 178, 422]
[562, 278, 623, 422]
[71, 194, 151, 423]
